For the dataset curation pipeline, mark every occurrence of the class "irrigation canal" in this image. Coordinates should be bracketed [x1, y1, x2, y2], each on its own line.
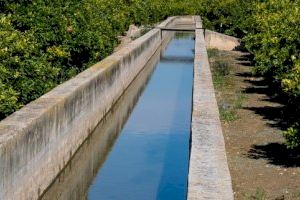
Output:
[41, 32, 195, 200]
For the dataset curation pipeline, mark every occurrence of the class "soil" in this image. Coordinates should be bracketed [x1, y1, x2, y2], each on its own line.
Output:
[208, 50, 300, 200]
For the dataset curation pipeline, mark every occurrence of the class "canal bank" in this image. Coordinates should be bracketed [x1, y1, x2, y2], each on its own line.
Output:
[0, 16, 177, 200]
[0, 16, 233, 200]
[187, 17, 233, 200]
[41, 32, 194, 200]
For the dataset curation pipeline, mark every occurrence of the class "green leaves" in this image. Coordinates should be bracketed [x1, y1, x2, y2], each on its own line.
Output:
[283, 124, 300, 149]
[0, 0, 185, 119]
[1, 0, 299, 148]
[0, 81, 21, 118]
[242, 0, 300, 148]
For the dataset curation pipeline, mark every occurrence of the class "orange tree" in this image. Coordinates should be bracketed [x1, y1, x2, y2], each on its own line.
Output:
[243, 0, 300, 149]
[0, 0, 181, 118]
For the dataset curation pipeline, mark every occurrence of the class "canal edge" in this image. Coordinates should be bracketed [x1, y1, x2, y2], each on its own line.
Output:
[188, 16, 234, 200]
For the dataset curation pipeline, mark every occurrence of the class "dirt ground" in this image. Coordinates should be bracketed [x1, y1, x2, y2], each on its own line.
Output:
[208, 50, 300, 200]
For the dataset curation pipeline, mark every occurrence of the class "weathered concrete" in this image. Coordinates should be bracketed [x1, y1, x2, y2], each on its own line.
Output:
[205, 29, 241, 51]
[188, 16, 234, 200]
[0, 15, 234, 200]
[0, 17, 180, 200]
[40, 46, 162, 200]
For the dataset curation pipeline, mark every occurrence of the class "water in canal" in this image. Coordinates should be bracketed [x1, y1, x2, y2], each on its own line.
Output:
[41, 32, 195, 200]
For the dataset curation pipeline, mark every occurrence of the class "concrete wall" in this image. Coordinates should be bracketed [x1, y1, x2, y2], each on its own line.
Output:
[41, 46, 162, 200]
[205, 29, 241, 51]
[188, 16, 234, 200]
[0, 17, 179, 200]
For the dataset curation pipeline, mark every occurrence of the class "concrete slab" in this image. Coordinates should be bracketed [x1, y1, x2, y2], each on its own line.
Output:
[188, 16, 234, 200]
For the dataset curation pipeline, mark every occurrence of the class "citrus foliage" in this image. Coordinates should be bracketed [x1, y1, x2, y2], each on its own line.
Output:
[241, 0, 300, 148]
[1, 0, 300, 148]
[0, 0, 188, 118]
[195, 0, 300, 149]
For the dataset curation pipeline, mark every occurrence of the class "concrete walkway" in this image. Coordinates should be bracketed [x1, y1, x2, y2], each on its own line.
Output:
[188, 16, 234, 200]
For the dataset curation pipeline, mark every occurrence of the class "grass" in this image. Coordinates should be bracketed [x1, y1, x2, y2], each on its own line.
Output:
[290, 192, 300, 199]
[215, 60, 231, 76]
[219, 106, 238, 121]
[219, 93, 246, 122]
[212, 59, 231, 89]
[208, 48, 246, 122]
[246, 188, 267, 200]
[243, 186, 300, 200]
[212, 72, 225, 89]
[235, 92, 246, 109]
[207, 48, 219, 57]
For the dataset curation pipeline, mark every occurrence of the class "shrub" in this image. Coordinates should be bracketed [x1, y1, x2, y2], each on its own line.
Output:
[207, 48, 219, 57]
[215, 60, 230, 76]
[242, 0, 300, 148]
[0, 0, 178, 118]
[1, 0, 299, 148]
[283, 124, 300, 149]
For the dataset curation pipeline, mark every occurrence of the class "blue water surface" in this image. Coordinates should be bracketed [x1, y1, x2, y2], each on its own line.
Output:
[88, 33, 195, 200]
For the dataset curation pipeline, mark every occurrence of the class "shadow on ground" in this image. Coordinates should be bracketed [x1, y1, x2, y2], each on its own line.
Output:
[247, 143, 300, 167]
[235, 54, 299, 131]
[241, 76, 298, 130]
[234, 53, 300, 166]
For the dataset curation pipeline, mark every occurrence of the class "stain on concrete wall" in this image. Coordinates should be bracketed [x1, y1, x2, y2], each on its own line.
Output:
[0, 17, 178, 200]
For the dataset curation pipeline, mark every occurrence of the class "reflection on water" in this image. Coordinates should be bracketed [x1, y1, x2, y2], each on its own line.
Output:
[41, 32, 194, 200]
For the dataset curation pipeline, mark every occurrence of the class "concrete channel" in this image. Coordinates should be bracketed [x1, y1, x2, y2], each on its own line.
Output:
[0, 16, 233, 200]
